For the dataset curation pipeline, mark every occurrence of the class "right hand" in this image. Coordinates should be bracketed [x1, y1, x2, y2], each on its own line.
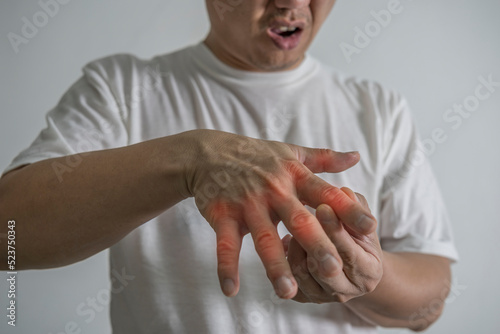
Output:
[182, 130, 377, 299]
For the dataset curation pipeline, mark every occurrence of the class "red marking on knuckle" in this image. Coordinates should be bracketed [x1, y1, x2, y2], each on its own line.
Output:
[254, 230, 279, 257]
[320, 187, 342, 203]
[207, 201, 233, 224]
[323, 187, 358, 214]
[289, 211, 316, 238]
[217, 238, 238, 258]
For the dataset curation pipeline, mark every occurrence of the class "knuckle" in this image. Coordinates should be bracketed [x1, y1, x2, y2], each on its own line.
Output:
[338, 249, 358, 267]
[335, 293, 352, 304]
[285, 160, 309, 181]
[363, 271, 382, 293]
[268, 179, 291, 203]
[216, 240, 238, 272]
[318, 265, 343, 280]
[320, 186, 343, 204]
[254, 230, 279, 255]
[217, 238, 238, 256]
[316, 149, 333, 170]
[289, 211, 316, 237]
[364, 280, 378, 294]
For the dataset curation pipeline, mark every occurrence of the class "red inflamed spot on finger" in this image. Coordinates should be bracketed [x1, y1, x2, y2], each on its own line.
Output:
[215, 217, 243, 297]
[243, 200, 297, 298]
[272, 196, 332, 254]
[316, 187, 376, 235]
[287, 210, 319, 241]
[206, 201, 238, 229]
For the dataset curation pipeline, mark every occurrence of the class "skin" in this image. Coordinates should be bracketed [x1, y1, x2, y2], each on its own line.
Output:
[205, 0, 336, 71]
[0, 0, 451, 331]
[0, 130, 370, 300]
[284, 195, 451, 331]
[204, 0, 452, 331]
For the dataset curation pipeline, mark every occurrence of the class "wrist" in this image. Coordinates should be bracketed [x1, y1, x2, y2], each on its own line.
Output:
[148, 131, 199, 200]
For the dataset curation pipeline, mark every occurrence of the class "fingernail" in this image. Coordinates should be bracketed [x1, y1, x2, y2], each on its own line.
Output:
[222, 278, 235, 296]
[275, 276, 294, 298]
[322, 254, 339, 274]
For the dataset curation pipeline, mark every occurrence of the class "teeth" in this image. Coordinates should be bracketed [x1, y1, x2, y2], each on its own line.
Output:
[278, 26, 297, 32]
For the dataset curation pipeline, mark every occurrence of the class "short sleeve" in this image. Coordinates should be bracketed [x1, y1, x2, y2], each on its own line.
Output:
[2, 63, 129, 176]
[378, 97, 459, 262]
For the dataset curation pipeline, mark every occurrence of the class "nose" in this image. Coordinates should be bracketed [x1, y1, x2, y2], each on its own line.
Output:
[274, 0, 310, 10]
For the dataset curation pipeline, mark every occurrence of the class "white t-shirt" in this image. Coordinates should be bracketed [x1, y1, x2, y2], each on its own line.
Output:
[4, 43, 459, 334]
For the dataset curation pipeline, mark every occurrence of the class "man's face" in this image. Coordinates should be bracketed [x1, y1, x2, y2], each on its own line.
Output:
[205, 0, 336, 72]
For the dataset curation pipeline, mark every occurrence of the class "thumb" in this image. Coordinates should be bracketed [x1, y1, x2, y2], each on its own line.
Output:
[289, 145, 360, 173]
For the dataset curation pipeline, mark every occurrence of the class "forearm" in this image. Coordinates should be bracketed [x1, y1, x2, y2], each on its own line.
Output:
[345, 251, 451, 331]
[0, 132, 191, 270]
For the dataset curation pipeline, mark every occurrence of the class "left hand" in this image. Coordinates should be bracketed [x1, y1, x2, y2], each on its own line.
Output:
[284, 187, 384, 303]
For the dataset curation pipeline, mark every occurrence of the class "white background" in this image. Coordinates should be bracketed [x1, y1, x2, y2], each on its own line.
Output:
[1, 0, 499, 333]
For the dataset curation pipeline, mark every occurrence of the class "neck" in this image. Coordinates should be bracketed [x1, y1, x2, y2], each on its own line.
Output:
[203, 34, 304, 73]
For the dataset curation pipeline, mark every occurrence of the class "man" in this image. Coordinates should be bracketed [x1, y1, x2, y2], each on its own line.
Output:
[0, 0, 458, 333]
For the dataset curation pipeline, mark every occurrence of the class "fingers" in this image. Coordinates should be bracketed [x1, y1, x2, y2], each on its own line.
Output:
[288, 237, 324, 298]
[289, 205, 382, 304]
[288, 144, 360, 173]
[282, 234, 292, 255]
[316, 204, 359, 265]
[311, 205, 360, 297]
[214, 216, 243, 297]
[355, 192, 370, 210]
[272, 196, 340, 279]
[244, 201, 298, 299]
[292, 289, 311, 303]
[313, 202, 383, 294]
[296, 175, 377, 235]
[307, 205, 348, 286]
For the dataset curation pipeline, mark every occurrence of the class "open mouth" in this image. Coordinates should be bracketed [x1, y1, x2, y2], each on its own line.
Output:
[272, 26, 302, 37]
[267, 23, 305, 50]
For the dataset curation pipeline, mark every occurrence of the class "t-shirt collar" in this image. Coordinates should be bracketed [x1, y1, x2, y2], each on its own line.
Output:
[189, 42, 317, 86]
